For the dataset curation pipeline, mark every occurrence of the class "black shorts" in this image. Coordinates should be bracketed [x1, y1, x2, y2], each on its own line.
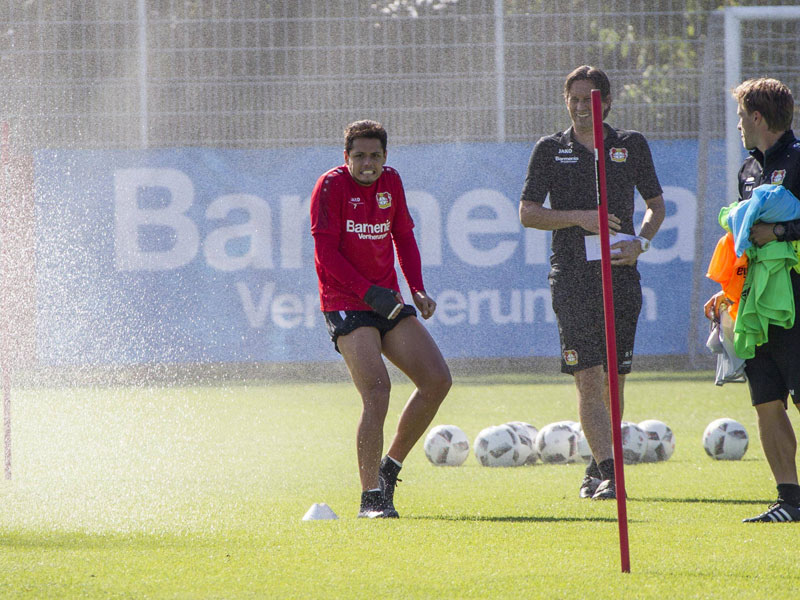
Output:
[323, 305, 417, 353]
[744, 271, 800, 407]
[550, 267, 642, 375]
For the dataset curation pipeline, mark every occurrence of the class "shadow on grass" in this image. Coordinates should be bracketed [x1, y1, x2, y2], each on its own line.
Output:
[408, 514, 622, 523]
[634, 496, 767, 505]
[0, 531, 183, 550]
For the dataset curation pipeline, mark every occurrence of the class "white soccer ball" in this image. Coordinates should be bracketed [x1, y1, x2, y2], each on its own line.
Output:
[554, 420, 579, 431]
[423, 424, 470, 466]
[505, 422, 537, 465]
[620, 421, 647, 464]
[474, 425, 520, 467]
[703, 418, 749, 460]
[523, 423, 541, 464]
[535, 422, 578, 464]
[558, 421, 583, 462]
[638, 419, 675, 462]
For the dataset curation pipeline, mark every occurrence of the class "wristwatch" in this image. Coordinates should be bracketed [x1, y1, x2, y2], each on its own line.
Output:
[636, 235, 651, 253]
[773, 223, 786, 241]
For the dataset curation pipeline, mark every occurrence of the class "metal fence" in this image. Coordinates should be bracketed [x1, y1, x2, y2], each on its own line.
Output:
[0, 0, 799, 150]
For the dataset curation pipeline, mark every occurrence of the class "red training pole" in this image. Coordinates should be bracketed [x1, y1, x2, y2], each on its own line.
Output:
[590, 89, 630, 573]
[1, 120, 10, 480]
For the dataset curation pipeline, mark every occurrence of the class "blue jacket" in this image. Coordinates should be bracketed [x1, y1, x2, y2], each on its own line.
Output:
[727, 184, 800, 256]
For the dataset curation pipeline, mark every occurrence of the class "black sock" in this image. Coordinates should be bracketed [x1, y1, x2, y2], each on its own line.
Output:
[585, 457, 601, 480]
[777, 483, 800, 507]
[361, 489, 382, 508]
[598, 458, 615, 483]
[380, 455, 402, 478]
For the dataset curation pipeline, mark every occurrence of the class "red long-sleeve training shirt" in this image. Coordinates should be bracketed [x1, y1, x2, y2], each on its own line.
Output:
[310, 164, 424, 312]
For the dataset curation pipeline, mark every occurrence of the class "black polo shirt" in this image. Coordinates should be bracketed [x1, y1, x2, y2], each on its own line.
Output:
[520, 125, 663, 273]
[736, 130, 800, 402]
[739, 130, 800, 238]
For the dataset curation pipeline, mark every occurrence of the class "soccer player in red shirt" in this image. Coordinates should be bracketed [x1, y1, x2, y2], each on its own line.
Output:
[310, 120, 451, 518]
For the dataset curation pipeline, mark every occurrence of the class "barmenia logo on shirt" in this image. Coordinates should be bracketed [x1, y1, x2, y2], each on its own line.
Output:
[346, 219, 391, 240]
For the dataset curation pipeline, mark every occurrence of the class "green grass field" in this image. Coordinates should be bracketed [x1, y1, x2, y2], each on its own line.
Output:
[1, 371, 798, 599]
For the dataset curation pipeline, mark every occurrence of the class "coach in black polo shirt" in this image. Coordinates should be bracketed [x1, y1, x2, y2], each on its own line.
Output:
[519, 65, 665, 501]
[705, 78, 800, 523]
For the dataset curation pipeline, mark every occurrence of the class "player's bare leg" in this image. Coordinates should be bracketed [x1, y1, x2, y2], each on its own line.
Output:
[382, 316, 451, 462]
[755, 399, 798, 486]
[337, 327, 391, 492]
[743, 399, 800, 522]
[576, 366, 610, 462]
[576, 368, 627, 459]
[602, 371, 625, 430]
[576, 366, 625, 499]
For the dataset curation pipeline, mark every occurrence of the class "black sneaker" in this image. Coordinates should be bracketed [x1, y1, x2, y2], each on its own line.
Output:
[378, 456, 402, 518]
[357, 490, 389, 519]
[591, 479, 616, 500]
[742, 502, 800, 523]
[579, 476, 601, 499]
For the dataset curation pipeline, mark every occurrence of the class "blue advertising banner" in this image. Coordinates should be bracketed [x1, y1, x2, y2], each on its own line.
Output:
[34, 141, 722, 365]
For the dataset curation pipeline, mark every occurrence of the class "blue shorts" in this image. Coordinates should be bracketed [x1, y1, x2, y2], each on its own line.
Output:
[323, 305, 417, 353]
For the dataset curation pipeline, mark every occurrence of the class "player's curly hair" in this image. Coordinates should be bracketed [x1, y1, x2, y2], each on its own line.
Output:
[564, 65, 611, 118]
[344, 120, 387, 153]
[733, 78, 794, 133]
